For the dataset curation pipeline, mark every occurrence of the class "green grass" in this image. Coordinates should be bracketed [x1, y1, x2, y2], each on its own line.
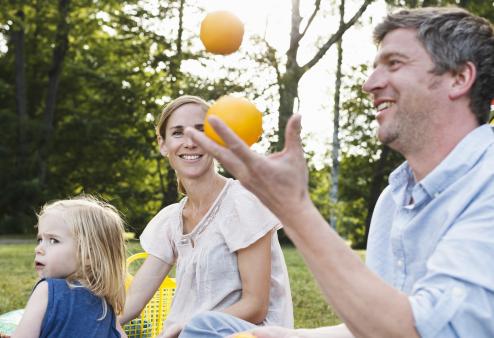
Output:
[0, 239, 358, 328]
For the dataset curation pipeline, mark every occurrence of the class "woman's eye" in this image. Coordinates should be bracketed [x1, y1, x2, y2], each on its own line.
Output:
[172, 131, 183, 137]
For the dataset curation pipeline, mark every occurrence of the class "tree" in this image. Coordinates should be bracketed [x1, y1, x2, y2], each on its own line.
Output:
[265, 0, 373, 151]
[336, 64, 403, 248]
[0, 0, 257, 234]
[329, 0, 345, 230]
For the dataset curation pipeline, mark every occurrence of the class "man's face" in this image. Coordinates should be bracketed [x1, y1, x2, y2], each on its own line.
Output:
[363, 28, 449, 155]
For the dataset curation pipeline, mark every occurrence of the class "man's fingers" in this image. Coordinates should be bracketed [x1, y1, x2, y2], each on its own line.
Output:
[284, 114, 303, 153]
[184, 127, 227, 161]
[185, 125, 247, 178]
[207, 116, 258, 165]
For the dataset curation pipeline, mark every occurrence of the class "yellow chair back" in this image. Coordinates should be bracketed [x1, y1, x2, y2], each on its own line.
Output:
[123, 252, 176, 338]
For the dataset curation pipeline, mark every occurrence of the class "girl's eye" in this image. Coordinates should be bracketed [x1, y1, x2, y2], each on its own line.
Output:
[172, 130, 183, 137]
[196, 126, 204, 132]
[49, 238, 58, 244]
[36, 238, 42, 244]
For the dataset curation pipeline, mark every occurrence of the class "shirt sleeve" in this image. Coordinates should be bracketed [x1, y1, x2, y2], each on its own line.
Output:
[139, 205, 178, 265]
[220, 181, 282, 253]
[409, 193, 494, 337]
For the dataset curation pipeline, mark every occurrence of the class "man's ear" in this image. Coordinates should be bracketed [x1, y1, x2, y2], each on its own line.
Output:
[449, 61, 476, 100]
[158, 135, 168, 157]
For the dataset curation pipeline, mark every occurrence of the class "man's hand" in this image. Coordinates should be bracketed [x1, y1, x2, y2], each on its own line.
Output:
[185, 114, 311, 224]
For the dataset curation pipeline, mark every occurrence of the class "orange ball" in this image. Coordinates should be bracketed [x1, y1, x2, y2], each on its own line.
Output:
[200, 11, 244, 55]
[204, 96, 262, 147]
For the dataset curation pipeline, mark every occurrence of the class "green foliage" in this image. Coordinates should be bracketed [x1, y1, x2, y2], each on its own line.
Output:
[0, 0, 253, 235]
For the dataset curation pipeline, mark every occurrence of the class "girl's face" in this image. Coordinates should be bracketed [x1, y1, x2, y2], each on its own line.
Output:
[35, 211, 78, 279]
[158, 103, 214, 179]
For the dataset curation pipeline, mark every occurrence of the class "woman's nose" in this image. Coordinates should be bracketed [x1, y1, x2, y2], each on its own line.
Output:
[183, 135, 197, 148]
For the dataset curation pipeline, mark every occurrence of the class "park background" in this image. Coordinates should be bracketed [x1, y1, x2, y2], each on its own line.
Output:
[1, 0, 493, 327]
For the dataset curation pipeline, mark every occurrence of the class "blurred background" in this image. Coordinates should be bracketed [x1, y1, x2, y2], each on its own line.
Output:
[1, 0, 493, 248]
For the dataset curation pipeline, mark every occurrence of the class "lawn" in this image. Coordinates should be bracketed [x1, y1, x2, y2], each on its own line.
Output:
[0, 239, 353, 328]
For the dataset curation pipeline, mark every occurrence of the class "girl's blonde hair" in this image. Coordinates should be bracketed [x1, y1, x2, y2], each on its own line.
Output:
[38, 195, 126, 316]
[155, 95, 210, 195]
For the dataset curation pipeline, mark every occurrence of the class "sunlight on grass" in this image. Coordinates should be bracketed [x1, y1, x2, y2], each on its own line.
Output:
[0, 239, 366, 328]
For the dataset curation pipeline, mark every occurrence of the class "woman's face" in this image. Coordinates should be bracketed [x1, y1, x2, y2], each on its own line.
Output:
[159, 103, 215, 179]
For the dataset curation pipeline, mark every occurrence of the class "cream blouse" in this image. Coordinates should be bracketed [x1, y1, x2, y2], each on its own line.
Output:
[140, 179, 293, 329]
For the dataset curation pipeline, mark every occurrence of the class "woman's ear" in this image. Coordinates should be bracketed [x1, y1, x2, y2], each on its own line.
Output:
[157, 135, 168, 157]
[448, 61, 476, 100]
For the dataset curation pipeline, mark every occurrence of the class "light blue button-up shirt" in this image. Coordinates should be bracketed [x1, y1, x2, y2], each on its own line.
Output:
[366, 125, 494, 337]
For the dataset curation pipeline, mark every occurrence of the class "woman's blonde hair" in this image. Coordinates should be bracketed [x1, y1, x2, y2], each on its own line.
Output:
[38, 195, 127, 316]
[155, 95, 210, 195]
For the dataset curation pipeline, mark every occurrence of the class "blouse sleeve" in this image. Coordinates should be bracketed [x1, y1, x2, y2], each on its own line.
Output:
[139, 205, 178, 265]
[220, 181, 282, 253]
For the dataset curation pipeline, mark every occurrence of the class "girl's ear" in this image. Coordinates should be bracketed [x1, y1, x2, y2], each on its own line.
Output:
[158, 135, 168, 157]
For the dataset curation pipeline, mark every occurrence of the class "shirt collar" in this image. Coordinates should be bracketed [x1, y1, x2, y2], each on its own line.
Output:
[389, 124, 494, 207]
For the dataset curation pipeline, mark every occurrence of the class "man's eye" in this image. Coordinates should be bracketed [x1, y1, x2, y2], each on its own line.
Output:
[389, 60, 401, 68]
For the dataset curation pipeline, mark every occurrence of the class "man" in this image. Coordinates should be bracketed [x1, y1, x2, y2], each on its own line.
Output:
[181, 7, 494, 338]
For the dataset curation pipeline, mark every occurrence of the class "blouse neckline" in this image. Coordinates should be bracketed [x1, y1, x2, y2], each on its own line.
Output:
[178, 178, 233, 239]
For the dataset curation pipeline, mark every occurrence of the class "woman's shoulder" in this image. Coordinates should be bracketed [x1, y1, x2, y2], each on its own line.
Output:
[155, 200, 183, 217]
[147, 201, 183, 227]
[226, 179, 256, 200]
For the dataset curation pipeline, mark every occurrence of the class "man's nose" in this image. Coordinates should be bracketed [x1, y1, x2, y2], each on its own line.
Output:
[362, 67, 387, 94]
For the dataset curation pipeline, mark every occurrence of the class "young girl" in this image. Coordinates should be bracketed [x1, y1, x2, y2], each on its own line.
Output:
[120, 95, 293, 338]
[13, 196, 128, 338]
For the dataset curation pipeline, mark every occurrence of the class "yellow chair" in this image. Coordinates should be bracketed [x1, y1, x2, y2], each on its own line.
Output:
[124, 252, 176, 338]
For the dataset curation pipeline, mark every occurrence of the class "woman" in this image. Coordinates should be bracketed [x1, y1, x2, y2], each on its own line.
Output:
[120, 96, 293, 338]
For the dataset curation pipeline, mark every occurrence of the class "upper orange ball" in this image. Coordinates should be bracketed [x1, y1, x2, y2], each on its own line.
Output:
[200, 11, 244, 55]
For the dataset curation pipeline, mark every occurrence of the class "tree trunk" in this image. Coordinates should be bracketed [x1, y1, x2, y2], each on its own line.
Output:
[274, 0, 373, 151]
[159, 0, 185, 206]
[13, 10, 28, 166]
[329, 0, 345, 230]
[275, 70, 301, 151]
[38, 0, 70, 186]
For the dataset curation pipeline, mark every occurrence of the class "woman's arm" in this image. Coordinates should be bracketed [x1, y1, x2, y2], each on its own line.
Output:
[222, 231, 272, 324]
[120, 255, 172, 325]
[116, 320, 128, 338]
[12, 281, 48, 338]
